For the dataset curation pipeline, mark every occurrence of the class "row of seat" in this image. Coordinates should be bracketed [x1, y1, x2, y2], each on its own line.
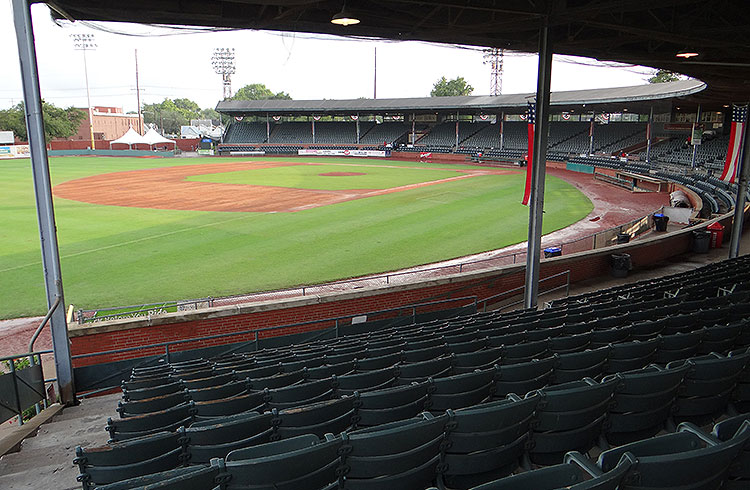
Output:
[79, 376, 750, 490]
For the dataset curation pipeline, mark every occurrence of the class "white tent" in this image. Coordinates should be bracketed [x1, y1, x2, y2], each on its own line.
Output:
[109, 127, 148, 149]
[142, 128, 177, 150]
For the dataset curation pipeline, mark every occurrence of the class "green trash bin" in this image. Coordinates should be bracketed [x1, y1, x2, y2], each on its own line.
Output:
[692, 230, 710, 253]
[611, 253, 631, 278]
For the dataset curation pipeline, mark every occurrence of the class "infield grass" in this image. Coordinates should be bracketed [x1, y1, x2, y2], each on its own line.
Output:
[0, 156, 592, 319]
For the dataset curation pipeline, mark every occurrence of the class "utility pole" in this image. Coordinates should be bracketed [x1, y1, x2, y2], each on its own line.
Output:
[135, 49, 143, 134]
[373, 47, 377, 99]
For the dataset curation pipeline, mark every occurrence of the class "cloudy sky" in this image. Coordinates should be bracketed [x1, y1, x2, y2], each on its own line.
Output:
[1, 1, 658, 113]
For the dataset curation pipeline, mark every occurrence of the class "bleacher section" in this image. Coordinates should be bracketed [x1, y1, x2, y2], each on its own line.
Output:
[269, 122, 313, 144]
[592, 122, 647, 154]
[359, 122, 408, 145]
[223, 121, 267, 144]
[72, 255, 750, 490]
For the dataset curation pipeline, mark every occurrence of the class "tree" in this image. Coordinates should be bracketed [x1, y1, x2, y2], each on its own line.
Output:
[231, 83, 292, 100]
[0, 101, 85, 142]
[648, 69, 680, 83]
[430, 76, 474, 97]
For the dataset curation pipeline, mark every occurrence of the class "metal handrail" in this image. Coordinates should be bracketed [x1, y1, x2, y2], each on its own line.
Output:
[477, 270, 571, 312]
[28, 296, 60, 353]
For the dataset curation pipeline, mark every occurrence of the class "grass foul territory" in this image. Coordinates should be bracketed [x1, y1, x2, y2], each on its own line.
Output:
[0, 156, 592, 319]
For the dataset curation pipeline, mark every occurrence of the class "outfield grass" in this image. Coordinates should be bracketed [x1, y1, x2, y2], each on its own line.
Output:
[0, 156, 592, 319]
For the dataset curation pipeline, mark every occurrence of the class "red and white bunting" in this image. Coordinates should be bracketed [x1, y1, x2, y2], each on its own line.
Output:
[350, 115, 359, 121]
[234, 116, 244, 121]
[479, 114, 489, 120]
[313, 115, 322, 121]
[721, 105, 748, 183]
[272, 115, 281, 121]
[561, 113, 571, 120]
[519, 114, 527, 121]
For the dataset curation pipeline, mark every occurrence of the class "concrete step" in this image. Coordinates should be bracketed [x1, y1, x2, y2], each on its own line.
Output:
[0, 460, 80, 490]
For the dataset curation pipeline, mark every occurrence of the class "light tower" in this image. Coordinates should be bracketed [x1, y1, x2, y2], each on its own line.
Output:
[212, 48, 236, 100]
[483, 47, 504, 96]
[71, 33, 97, 149]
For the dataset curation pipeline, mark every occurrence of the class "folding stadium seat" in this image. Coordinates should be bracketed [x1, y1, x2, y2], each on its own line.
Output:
[307, 360, 357, 379]
[668, 351, 750, 425]
[549, 332, 592, 355]
[184, 412, 275, 463]
[629, 318, 669, 340]
[187, 379, 251, 402]
[363, 341, 406, 356]
[601, 363, 690, 446]
[398, 356, 452, 383]
[552, 346, 610, 384]
[336, 413, 446, 490]
[605, 339, 658, 374]
[450, 347, 504, 374]
[590, 326, 631, 347]
[402, 344, 447, 363]
[74, 431, 185, 490]
[122, 380, 184, 401]
[272, 396, 358, 439]
[91, 464, 221, 490]
[355, 382, 430, 427]
[526, 325, 564, 342]
[181, 372, 235, 390]
[404, 336, 447, 351]
[729, 347, 750, 412]
[443, 330, 479, 345]
[233, 362, 281, 379]
[121, 375, 175, 391]
[176, 367, 215, 381]
[334, 366, 397, 395]
[527, 377, 617, 465]
[106, 402, 195, 442]
[486, 331, 526, 348]
[594, 421, 750, 490]
[428, 369, 495, 413]
[493, 357, 556, 398]
[499, 340, 550, 365]
[437, 394, 539, 489]
[355, 352, 402, 371]
[192, 391, 266, 420]
[699, 323, 742, 355]
[248, 369, 306, 391]
[654, 330, 705, 364]
[281, 356, 326, 372]
[223, 433, 342, 490]
[117, 391, 188, 417]
[264, 378, 335, 410]
[446, 337, 488, 355]
[465, 452, 634, 490]
[711, 414, 750, 489]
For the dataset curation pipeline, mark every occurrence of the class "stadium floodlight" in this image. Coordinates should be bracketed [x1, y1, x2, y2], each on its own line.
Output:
[212, 48, 236, 100]
[331, 4, 360, 26]
[483, 47, 504, 96]
[676, 50, 699, 59]
[71, 33, 97, 150]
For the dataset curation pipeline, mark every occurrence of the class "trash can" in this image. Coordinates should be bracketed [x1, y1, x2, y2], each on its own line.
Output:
[691, 230, 710, 253]
[543, 247, 562, 258]
[610, 253, 631, 278]
[616, 232, 630, 244]
[653, 213, 670, 232]
[707, 222, 725, 248]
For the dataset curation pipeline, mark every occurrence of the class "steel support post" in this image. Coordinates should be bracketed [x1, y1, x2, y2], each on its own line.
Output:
[729, 118, 750, 258]
[646, 106, 653, 163]
[691, 104, 702, 170]
[12, 0, 76, 405]
[523, 24, 553, 310]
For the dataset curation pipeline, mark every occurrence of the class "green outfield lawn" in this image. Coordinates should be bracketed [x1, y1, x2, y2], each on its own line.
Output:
[0, 156, 593, 319]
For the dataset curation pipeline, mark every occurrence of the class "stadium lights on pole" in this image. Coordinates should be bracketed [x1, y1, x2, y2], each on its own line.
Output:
[71, 33, 97, 150]
[483, 47, 504, 96]
[212, 48, 236, 100]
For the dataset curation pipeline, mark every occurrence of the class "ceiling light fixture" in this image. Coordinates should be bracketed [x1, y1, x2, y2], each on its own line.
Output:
[331, 4, 360, 26]
[676, 50, 699, 59]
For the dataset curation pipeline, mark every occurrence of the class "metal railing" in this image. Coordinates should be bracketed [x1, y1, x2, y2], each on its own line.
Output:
[477, 270, 571, 312]
[77, 297, 214, 324]
[73, 295, 478, 397]
[0, 350, 54, 426]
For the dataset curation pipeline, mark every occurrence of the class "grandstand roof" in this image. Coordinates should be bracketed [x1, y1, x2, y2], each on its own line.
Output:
[216, 79, 705, 116]
[38, 1, 750, 105]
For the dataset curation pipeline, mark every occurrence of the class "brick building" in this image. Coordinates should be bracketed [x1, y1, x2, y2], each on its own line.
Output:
[66, 106, 143, 142]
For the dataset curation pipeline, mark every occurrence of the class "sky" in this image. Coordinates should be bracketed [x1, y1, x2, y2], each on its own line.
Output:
[1, 1, 659, 113]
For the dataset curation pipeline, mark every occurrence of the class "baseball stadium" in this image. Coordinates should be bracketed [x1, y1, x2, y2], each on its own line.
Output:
[2, 1, 750, 490]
